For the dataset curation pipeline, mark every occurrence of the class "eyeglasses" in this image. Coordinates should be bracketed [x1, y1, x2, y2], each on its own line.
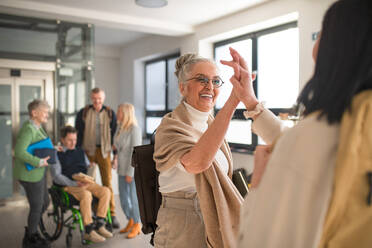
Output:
[186, 75, 224, 88]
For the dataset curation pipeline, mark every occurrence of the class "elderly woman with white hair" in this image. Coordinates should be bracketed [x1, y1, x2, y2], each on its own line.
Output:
[14, 99, 52, 248]
[153, 53, 244, 248]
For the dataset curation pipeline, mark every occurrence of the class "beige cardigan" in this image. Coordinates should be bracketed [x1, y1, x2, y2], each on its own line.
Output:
[238, 109, 340, 248]
[83, 107, 111, 158]
[154, 102, 243, 248]
[240, 91, 372, 247]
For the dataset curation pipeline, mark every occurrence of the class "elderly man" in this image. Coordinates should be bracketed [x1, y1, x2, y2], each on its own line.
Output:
[75, 88, 119, 228]
[50, 126, 113, 243]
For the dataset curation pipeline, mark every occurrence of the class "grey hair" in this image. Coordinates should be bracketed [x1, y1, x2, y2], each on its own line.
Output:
[174, 53, 216, 84]
[27, 99, 50, 117]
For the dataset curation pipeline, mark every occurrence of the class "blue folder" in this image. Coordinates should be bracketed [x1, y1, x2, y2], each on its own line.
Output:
[25, 137, 55, 171]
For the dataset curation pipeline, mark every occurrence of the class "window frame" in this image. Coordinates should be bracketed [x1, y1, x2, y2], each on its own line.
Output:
[144, 53, 180, 137]
[213, 21, 298, 153]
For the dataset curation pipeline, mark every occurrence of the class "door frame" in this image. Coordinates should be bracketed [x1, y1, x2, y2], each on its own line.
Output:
[0, 80, 14, 199]
[0, 59, 56, 138]
[0, 79, 15, 135]
[0, 59, 55, 200]
[0, 59, 55, 72]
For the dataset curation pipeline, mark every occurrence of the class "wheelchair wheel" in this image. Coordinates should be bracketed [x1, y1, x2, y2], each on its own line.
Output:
[39, 203, 64, 241]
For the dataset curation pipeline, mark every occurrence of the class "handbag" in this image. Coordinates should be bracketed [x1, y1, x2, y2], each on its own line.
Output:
[131, 132, 160, 246]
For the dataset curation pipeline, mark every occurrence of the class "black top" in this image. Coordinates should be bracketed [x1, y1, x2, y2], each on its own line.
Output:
[57, 147, 87, 180]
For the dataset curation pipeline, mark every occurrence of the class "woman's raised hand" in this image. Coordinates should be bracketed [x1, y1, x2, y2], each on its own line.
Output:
[220, 47, 259, 111]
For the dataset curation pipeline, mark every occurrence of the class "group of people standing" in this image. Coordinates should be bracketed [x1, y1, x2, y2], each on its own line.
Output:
[75, 87, 142, 238]
[14, 87, 142, 248]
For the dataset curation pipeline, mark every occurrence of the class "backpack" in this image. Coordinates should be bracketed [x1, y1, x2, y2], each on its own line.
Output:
[131, 134, 161, 246]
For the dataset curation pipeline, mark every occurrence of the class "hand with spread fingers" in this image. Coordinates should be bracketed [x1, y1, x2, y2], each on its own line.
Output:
[220, 47, 259, 111]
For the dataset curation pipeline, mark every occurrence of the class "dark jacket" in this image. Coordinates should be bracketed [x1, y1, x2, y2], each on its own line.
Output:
[57, 148, 87, 180]
[75, 105, 117, 148]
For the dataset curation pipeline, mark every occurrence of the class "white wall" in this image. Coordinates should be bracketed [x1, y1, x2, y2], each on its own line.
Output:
[115, 0, 336, 172]
[94, 45, 121, 194]
[188, 0, 335, 89]
[94, 45, 121, 110]
[119, 35, 182, 129]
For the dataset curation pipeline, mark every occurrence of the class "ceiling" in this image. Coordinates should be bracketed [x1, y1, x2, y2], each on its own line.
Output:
[95, 26, 148, 47]
[0, 0, 271, 46]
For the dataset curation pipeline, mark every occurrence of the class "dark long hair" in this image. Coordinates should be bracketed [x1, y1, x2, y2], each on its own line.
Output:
[297, 0, 372, 124]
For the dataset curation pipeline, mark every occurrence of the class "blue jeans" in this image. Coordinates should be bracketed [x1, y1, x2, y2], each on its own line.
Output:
[118, 175, 141, 223]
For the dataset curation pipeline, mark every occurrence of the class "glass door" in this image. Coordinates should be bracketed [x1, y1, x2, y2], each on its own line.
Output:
[0, 80, 13, 198]
[0, 77, 44, 199]
[15, 78, 44, 131]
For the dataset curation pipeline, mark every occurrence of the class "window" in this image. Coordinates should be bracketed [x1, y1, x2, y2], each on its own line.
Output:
[214, 22, 299, 152]
[145, 53, 180, 136]
[57, 64, 88, 130]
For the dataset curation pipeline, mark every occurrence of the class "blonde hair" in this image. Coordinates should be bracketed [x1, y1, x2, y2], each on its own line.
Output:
[174, 53, 215, 84]
[117, 103, 138, 133]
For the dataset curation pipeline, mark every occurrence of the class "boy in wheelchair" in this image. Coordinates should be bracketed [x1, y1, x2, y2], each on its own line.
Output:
[50, 125, 113, 243]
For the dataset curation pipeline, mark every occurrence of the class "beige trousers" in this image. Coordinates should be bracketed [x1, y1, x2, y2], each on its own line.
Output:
[64, 183, 110, 226]
[87, 147, 116, 215]
[154, 191, 207, 248]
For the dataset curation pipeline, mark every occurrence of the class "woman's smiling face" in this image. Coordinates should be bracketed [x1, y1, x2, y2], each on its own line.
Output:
[32, 106, 49, 125]
[179, 61, 221, 112]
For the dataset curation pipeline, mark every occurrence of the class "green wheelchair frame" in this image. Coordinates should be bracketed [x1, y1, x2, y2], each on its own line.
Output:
[39, 185, 112, 247]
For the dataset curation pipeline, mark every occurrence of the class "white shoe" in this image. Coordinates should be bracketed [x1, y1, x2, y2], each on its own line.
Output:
[84, 230, 106, 243]
[97, 226, 113, 238]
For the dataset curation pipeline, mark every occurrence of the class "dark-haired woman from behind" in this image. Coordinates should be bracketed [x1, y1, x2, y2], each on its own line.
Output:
[221, 0, 372, 247]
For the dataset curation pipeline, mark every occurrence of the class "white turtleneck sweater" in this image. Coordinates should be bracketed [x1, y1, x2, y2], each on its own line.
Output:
[159, 102, 229, 193]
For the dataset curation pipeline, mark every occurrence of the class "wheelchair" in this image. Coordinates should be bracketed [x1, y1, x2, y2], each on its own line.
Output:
[39, 185, 113, 247]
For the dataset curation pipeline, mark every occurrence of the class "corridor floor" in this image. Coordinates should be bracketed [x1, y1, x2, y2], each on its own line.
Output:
[0, 196, 152, 248]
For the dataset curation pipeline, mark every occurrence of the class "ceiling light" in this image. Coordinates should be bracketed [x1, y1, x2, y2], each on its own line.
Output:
[135, 0, 168, 8]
